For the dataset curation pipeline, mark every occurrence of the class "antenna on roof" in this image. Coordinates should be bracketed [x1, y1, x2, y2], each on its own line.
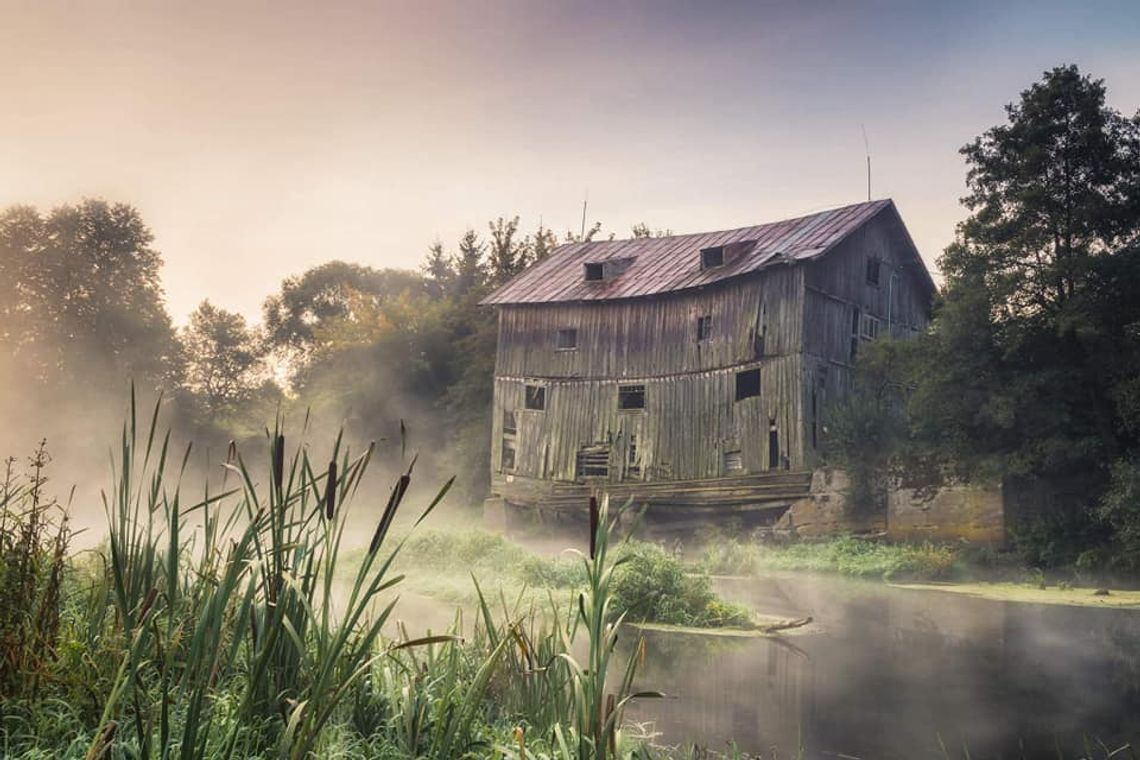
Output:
[861, 124, 872, 201]
[580, 190, 589, 240]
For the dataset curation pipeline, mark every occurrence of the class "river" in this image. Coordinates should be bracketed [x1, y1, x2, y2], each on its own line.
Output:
[625, 573, 1140, 758]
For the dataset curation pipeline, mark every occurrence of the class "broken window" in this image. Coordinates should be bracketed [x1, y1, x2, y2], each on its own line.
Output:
[723, 449, 744, 473]
[502, 409, 517, 435]
[576, 445, 610, 479]
[524, 384, 545, 410]
[696, 315, 712, 342]
[583, 262, 604, 281]
[627, 434, 641, 477]
[866, 257, 881, 286]
[556, 328, 578, 350]
[861, 314, 881, 340]
[618, 384, 645, 410]
[700, 246, 725, 269]
[735, 368, 760, 401]
[501, 440, 516, 471]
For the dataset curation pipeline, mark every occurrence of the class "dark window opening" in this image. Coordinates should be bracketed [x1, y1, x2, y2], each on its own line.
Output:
[700, 246, 725, 269]
[556, 328, 578, 350]
[502, 410, 517, 435]
[501, 441, 516, 471]
[866, 257, 882, 286]
[524, 384, 546, 410]
[768, 418, 779, 471]
[618, 384, 646, 410]
[850, 306, 861, 363]
[576, 445, 610, 479]
[811, 387, 818, 450]
[735, 369, 761, 401]
[627, 434, 641, 477]
[584, 262, 604, 281]
[696, 315, 712, 342]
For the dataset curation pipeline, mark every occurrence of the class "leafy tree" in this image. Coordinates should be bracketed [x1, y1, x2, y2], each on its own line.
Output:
[487, 216, 526, 285]
[180, 301, 268, 415]
[0, 199, 178, 391]
[262, 261, 423, 369]
[838, 65, 1140, 569]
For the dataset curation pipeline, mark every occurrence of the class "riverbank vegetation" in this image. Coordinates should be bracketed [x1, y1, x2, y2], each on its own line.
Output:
[0, 402, 776, 758]
[824, 65, 1140, 576]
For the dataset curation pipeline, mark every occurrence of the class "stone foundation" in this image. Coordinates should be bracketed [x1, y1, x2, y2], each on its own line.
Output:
[774, 469, 886, 537]
[775, 469, 1005, 544]
[888, 483, 1004, 544]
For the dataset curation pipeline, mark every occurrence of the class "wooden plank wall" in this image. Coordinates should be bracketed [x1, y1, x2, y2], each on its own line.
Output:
[495, 267, 804, 379]
[492, 354, 805, 481]
[799, 210, 933, 466]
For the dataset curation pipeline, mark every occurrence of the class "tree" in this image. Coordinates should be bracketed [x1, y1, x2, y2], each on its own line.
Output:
[487, 216, 527, 285]
[422, 241, 455, 298]
[846, 65, 1140, 569]
[0, 199, 179, 391]
[453, 229, 486, 297]
[180, 301, 267, 414]
[262, 261, 423, 368]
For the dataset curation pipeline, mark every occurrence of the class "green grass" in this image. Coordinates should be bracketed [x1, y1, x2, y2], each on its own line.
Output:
[390, 529, 754, 629]
[699, 535, 962, 581]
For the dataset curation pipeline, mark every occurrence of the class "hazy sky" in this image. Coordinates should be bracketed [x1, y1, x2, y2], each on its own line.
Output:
[3, 1, 1139, 323]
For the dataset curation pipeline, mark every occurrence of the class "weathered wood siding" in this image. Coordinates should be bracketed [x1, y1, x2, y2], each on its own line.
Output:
[799, 208, 933, 466]
[802, 209, 931, 365]
[491, 353, 805, 481]
[495, 267, 804, 379]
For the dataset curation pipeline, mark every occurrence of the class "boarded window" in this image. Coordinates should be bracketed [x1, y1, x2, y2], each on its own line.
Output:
[583, 262, 604, 281]
[627, 434, 641, 477]
[735, 369, 761, 401]
[696, 315, 712, 342]
[576, 445, 610, 478]
[866, 257, 881, 286]
[556, 328, 578, 350]
[501, 440, 516, 471]
[723, 449, 744, 473]
[524, 384, 546, 410]
[618, 384, 645, 410]
[502, 409, 517, 435]
[700, 246, 724, 269]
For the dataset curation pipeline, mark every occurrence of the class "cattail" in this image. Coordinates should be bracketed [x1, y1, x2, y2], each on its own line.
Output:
[605, 693, 616, 756]
[588, 496, 598, 560]
[369, 464, 413, 555]
[272, 434, 285, 496]
[514, 725, 525, 758]
[138, 587, 158, 623]
[323, 461, 338, 520]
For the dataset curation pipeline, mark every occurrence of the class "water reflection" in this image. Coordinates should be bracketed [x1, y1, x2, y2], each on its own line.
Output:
[626, 574, 1140, 758]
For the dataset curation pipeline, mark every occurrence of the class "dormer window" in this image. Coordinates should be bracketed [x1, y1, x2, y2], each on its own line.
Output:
[584, 262, 604, 281]
[700, 246, 725, 269]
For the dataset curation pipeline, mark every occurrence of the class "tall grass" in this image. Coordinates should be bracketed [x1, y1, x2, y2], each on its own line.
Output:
[1, 397, 666, 759]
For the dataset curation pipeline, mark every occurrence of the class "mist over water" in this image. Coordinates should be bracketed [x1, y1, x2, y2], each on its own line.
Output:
[626, 573, 1140, 758]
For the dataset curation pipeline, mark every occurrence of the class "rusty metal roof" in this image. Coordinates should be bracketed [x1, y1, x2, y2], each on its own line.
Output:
[482, 199, 926, 305]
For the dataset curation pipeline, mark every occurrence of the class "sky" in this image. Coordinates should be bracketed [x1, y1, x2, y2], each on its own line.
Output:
[2, 0, 1139, 324]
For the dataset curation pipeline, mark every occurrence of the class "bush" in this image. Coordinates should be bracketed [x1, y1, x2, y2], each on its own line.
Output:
[611, 542, 752, 628]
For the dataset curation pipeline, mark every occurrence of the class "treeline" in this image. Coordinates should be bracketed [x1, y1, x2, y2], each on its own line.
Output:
[830, 66, 1140, 573]
[0, 204, 606, 500]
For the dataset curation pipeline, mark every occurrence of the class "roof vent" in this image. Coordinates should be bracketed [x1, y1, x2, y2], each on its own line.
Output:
[700, 246, 725, 269]
[583, 256, 636, 282]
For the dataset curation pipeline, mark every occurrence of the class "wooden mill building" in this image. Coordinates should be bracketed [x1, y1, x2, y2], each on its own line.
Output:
[481, 199, 935, 525]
